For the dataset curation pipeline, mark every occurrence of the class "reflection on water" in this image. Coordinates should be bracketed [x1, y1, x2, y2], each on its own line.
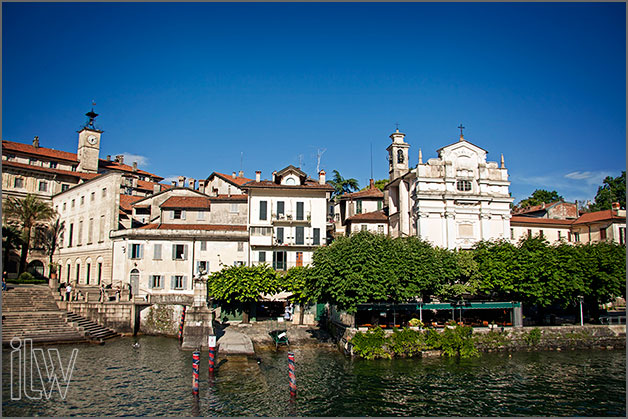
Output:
[2, 336, 626, 416]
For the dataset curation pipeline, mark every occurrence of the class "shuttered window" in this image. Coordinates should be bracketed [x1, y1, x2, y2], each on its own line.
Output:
[277, 201, 285, 216]
[260, 201, 267, 220]
[276, 227, 284, 244]
[295, 226, 304, 245]
[172, 244, 187, 260]
[313, 228, 320, 245]
[296, 202, 304, 220]
[153, 244, 162, 260]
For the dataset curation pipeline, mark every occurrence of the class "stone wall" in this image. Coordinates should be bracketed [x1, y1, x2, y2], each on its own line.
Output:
[139, 304, 184, 336]
[66, 301, 134, 334]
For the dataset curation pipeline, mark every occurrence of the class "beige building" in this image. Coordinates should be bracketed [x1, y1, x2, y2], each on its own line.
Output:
[334, 179, 384, 236]
[242, 166, 333, 270]
[344, 210, 388, 236]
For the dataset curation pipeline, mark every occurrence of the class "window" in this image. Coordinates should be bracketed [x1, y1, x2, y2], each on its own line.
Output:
[173, 244, 187, 260]
[510, 228, 515, 240]
[130, 243, 143, 259]
[50, 161, 57, 168]
[171, 275, 186, 290]
[276, 227, 284, 244]
[97, 263, 102, 285]
[197, 261, 209, 274]
[68, 224, 74, 247]
[620, 227, 626, 245]
[527, 229, 532, 238]
[71, 199, 75, 208]
[233, 261, 245, 267]
[251, 226, 272, 236]
[200, 241, 207, 251]
[99, 215, 105, 242]
[172, 209, 185, 220]
[295, 226, 304, 245]
[197, 210, 205, 220]
[80, 196, 84, 205]
[377, 201, 383, 210]
[14, 177, 24, 188]
[91, 192, 95, 201]
[102, 188, 107, 198]
[29, 158, 38, 165]
[150, 275, 162, 289]
[313, 228, 320, 245]
[573, 232, 580, 242]
[38, 181, 48, 192]
[77, 220, 83, 245]
[153, 244, 162, 259]
[71, 166, 77, 172]
[361, 225, 368, 232]
[76, 264, 81, 283]
[378, 225, 385, 234]
[259, 201, 268, 221]
[277, 201, 285, 217]
[237, 242, 244, 252]
[66, 264, 71, 281]
[87, 218, 94, 244]
[86, 263, 91, 285]
[62, 184, 69, 192]
[600, 228, 607, 241]
[230, 203, 238, 213]
[568, 232, 572, 242]
[558, 231, 562, 240]
[456, 180, 472, 192]
[296, 202, 304, 220]
[539, 230, 544, 238]
[356, 201, 362, 214]
[273, 251, 286, 271]
[63, 203, 67, 211]
[259, 251, 266, 263]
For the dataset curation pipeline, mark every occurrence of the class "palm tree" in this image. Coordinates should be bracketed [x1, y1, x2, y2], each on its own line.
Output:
[37, 217, 65, 276]
[3, 195, 55, 275]
[328, 170, 359, 200]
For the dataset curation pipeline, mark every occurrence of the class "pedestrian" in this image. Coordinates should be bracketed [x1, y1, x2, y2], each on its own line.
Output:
[284, 305, 291, 321]
[2, 271, 7, 291]
[65, 283, 72, 301]
[99, 283, 106, 302]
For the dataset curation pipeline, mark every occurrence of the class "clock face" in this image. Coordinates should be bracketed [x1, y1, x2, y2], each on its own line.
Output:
[87, 135, 98, 145]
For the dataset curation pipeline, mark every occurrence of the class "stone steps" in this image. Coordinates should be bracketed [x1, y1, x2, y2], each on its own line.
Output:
[66, 312, 120, 341]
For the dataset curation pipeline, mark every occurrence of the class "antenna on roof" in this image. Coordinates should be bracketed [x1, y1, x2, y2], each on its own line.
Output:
[370, 142, 373, 180]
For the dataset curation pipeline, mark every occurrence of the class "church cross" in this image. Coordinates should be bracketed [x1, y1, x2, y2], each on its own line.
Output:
[458, 124, 465, 137]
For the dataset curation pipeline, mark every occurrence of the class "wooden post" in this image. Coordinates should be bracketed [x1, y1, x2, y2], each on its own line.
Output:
[192, 351, 200, 395]
[288, 352, 296, 397]
[179, 306, 187, 341]
[208, 335, 216, 374]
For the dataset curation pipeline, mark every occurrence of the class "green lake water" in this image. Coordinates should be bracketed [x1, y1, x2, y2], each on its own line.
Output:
[2, 336, 625, 416]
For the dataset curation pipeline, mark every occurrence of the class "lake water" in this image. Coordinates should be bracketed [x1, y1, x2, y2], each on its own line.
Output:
[2, 336, 625, 416]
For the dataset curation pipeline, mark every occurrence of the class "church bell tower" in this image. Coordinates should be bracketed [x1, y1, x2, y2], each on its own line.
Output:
[77, 106, 102, 173]
[386, 128, 410, 181]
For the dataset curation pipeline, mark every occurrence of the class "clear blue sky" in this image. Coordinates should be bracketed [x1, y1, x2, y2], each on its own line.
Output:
[3, 2, 625, 204]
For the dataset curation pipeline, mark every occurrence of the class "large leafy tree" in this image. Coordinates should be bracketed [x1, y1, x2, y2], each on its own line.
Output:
[37, 217, 65, 275]
[328, 170, 359, 200]
[517, 189, 564, 209]
[359, 179, 388, 191]
[207, 264, 281, 323]
[282, 266, 313, 324]
[3, 195, 55, 275]
[588, 171, 626, 211]
[2, 225, 23, 274]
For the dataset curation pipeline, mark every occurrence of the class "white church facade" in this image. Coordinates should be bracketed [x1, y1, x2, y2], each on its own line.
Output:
[385, 128, 513, 249]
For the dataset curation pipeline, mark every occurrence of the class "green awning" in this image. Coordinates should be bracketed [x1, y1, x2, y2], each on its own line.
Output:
[357, 301, 520, 311]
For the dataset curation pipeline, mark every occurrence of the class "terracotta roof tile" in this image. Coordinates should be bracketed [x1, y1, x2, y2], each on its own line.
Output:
[341, 187, 384, 200]
[119, 195, 144, 212]
[509, 216, 574, 226]
[98, 160, 163, 181]
[572, 210, 625, 225]
[135, 179, 173, 192]
[160, 196, 211, 209]
[139, 223, 247, 231]
[2, 160, 100, 181]
[514, 201, 560, 214]
[209, 194, 248, 201]
[242, 179, 334, 191]
[345, 210, 388, 224]
[211, 172, 254, 187]
[2, 140, 78, 162]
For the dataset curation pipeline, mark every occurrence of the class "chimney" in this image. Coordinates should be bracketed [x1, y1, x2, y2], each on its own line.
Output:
[178, 176, 186, 187]
[255, 171, 261, 182]
[132, 161, 138, 172]
[319, 170, 326, 185]
[418, 149, 423, 164]
[272, 171, 277, 182]
[232, 171, 237, 178]
[116, 155, 124, 164]
[106, 155, 111, 161]
[369, 178, 374, 189]
[132, 178, 138, 188]
[188, 178, 195, 189]
[198, 179, 207, 194]
[33, 136, 40, 148]
[612, 202, 620, 214]
[501, 154, 505, 169]
[153, 184, 161, 194]
[239, 170, 244, 178]
[171, 181, 177, 187]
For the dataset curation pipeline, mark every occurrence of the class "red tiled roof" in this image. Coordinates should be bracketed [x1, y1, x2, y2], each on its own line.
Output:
[119, 195, 144, 212]
[139, 223, 247, 231]
[345, 210, 388, 224]
[211, 172, 254, 187]
[209, 194, 248, 201]
[341, 187, 384, 200]
[572, 210, 625, 225]
[160, 196, 211, 209]
[98, 160, 163, 181]
[135, 179, 173, 192]
[514, 201, 561, 214]
[242, 179, 334, 191]
[2, 140, 78, 162]
[509, 216, 574, 226]
[2, 160, 100, 181]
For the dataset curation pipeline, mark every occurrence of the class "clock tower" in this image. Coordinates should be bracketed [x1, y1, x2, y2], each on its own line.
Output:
[77, 108, 102, 173]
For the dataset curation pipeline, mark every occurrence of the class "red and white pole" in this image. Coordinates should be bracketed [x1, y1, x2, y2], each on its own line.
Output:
[288, 352, 296, 397]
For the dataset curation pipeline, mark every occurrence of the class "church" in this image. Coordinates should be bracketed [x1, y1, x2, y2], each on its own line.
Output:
[385, 127, 513, 249]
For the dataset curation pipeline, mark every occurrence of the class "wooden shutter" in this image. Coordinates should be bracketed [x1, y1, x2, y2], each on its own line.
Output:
[296, 202, 304, 220]
[182, 276, 187, 290]
[170, 276, 176, 289]
[154, 244, 162, 260]
[181, 210, 186, 220]
[313, 228, 320, 245]
[172, 244, 177, 260]
[183, 245, 188, 260]
[296, 226, 304, 245]
[277, 227, 284, 244]
[260, 201, 267, 220]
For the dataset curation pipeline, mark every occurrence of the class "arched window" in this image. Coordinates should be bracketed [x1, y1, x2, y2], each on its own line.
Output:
[397, 149, 404, 163]
[456, 180, 472, 192]
[130, 269, 140, 296]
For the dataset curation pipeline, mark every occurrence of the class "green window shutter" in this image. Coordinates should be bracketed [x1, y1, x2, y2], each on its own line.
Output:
[149, 276, 154, 289]
[260, 201, 267, 220]
[296, 202, 304, 220]
[183, 276, 187, 290]
[172, 245, 176, 260]
[277, 227, 284, 244]
[139, 244, 144, 259]
[313, 228, 320, 245]
[170, 276, 176, 289]
[296, 226, 304, 245]
[181, 210, 186, 220]
[277, 201, 285, 216]
[183, 245, 188, 260]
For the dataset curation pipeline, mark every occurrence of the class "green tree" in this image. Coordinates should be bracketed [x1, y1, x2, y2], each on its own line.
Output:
[282, 266, 313, 324]
[588, 171, 626, 211]
[360, 179, 387, 191]
[328, 170, 359, 200]
[2, 225, 23, 275]
[517, 189, 564, 209]
[207, 264, 281, 323]
[2, 195, 55, 275]
[37, 217, 65, 275]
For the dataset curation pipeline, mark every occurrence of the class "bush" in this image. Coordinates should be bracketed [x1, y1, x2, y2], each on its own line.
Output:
[408, 318, 424, 327]
[388, 327, 426, 357]
[350, 327, 391, 360]
[475, 330, 510, 350]
[439, 325, 479, 358]
[10, 272, 47, 284]
[523, 327, 542, 346]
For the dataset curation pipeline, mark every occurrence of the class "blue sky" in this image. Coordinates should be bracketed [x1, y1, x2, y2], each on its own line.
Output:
[3, 2, 625, 204]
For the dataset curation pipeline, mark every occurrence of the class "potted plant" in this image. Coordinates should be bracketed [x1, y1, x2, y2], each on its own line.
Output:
[408, 318, 424, 330]
[48, 262, 59, 279]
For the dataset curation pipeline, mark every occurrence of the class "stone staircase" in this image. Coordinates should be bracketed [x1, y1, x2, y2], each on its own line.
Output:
[2, 285, 118, 344]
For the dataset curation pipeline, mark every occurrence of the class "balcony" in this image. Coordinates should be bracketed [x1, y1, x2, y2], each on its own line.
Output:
[271, 211, 311, 225]
[251, 260, 311, 271]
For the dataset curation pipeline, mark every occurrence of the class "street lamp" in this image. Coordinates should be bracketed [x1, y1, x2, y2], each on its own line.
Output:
[578, 296, 584, 326]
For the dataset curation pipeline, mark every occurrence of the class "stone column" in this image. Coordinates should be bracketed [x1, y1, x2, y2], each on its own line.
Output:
[399, 181, 409, 236]
[445, 211, 456, 249]
[181, 278, 214, 350]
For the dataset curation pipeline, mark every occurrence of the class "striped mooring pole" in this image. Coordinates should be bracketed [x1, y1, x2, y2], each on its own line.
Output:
[178, 306, 187, 341]
[208, 346, 216, 373]
[288, 352, 296, 397]
[192, 350, 200, 395]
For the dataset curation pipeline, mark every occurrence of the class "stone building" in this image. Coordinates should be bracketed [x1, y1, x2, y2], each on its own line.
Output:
[385, 128, 513, 249]
[334, 179, 384, 236]
[241, 166, 333, 270]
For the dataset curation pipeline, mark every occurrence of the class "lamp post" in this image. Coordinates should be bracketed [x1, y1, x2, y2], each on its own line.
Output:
[579, 296, 584, 326]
